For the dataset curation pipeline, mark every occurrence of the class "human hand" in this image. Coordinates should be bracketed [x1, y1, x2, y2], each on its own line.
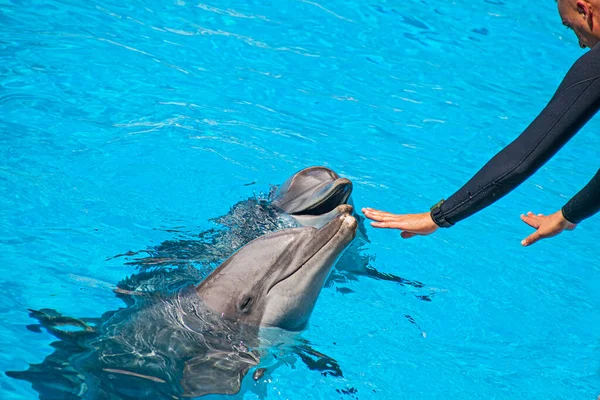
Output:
[520, 210, 576, 247]
[361, 208, 439, 239]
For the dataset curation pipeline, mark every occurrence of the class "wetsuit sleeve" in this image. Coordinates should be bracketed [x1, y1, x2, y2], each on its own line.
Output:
[431, 44, 600, 227]
[561, 169, 600, 224]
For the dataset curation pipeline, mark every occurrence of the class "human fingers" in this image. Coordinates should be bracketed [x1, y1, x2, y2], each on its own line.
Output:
[520, 213, 541, 229]
[365, 213, 395, 223]
[363, 210, 404, 223]
[362, 208, 397, 219]
[527, 211, 545, 217]
[371, 216, 436, 233]
[370, 220, 409, 229]
[521, 230, 543, 246]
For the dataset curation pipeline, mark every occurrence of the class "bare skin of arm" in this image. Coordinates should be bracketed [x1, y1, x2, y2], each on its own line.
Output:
[361, 209, 438, 239]
[362, 208, 576, 246]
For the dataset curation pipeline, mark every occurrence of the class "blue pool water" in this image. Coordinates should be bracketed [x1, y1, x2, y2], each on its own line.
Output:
[2, 0, 600, 398]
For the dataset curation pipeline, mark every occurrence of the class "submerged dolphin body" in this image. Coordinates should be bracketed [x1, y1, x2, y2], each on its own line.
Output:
[7, 213, 358, 399]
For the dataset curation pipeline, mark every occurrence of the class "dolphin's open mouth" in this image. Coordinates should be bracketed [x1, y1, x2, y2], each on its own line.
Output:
[266, 213, 354, 294]
[291, 178, 352, 216]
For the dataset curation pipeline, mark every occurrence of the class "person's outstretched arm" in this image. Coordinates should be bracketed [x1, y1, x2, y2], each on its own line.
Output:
[364, 44, 600, 245]
[518, 168, 600, 245]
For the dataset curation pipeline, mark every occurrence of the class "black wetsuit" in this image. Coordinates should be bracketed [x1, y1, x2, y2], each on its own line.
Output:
[431, 44, 600, 227]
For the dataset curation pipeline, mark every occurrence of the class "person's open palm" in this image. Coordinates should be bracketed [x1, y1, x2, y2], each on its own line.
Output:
[362, 208, 439, 239]
[520, 210, 576, 246]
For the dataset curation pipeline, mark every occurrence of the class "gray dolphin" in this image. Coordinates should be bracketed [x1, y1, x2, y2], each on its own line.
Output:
[115, 166, 428, 299]
[7, 212, 358, 399]
[114, 166, 357, 293]
[271, 166, 353, 229]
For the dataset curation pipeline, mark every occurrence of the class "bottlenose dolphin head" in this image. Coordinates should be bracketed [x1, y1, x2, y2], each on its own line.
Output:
[195, 212, 357, 331]
[271, 166, 353, 218]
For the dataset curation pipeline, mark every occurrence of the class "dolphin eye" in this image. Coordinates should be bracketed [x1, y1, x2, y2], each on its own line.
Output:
[239, 297, 253, 312]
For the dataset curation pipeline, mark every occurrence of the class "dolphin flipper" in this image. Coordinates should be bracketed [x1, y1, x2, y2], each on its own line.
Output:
[362, 266, 425, 288]
[24, 308, 98, 341]
[293, 343, 344, 378]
